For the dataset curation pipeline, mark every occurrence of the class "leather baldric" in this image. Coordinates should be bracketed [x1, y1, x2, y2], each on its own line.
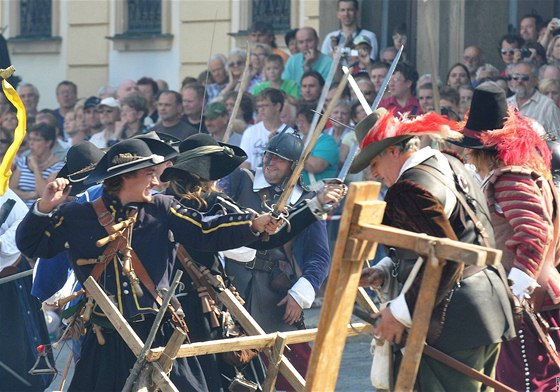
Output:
[414, 163, 490, 280]
[90, 198, 188, 332]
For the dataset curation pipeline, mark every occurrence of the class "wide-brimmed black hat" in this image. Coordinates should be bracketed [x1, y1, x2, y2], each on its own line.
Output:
[350, 108, 405, 173]
[449, 81, 507, 150]
[350, 108, 461, 173]
[133, 130, 182, 150]
[57, 141, 105, 195]
[161, 134, 247, 182]
[85, 138, 177, 184]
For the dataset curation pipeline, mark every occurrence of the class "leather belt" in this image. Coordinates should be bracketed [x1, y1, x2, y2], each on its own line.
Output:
[461, 265, 486, 280]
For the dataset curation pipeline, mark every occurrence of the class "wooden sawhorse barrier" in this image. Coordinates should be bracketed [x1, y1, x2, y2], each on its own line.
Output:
[83, 275, 374, 391]
[305, 181, 502, 391]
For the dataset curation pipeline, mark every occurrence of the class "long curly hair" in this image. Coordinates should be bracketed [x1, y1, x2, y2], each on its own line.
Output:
[167, 171, 219, 210]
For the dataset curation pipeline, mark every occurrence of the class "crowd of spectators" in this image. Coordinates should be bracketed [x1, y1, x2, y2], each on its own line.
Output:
[2, 2, 560, 226]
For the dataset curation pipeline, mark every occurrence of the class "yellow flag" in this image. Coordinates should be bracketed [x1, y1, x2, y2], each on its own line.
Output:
[0, 79, 26, 196]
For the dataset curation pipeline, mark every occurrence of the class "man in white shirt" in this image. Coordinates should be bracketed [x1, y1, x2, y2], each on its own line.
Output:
[240, 88, 294, 169]
[507, 60, 560, 138]
[321, 0, 378, 62]
[89, 97, 121, 148]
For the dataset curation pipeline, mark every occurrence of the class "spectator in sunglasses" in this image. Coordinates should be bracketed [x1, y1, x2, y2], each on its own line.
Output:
[507, 60, 560, 138]
[218, 48, 250, 99]
[498, 34, 525, 76]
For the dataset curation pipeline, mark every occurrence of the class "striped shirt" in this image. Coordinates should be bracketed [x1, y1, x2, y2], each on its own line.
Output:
[15, 156, 64, 208]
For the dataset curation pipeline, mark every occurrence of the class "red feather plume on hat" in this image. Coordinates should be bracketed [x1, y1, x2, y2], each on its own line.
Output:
[360, 110, 462, 149]
[479, 107, 551, 174]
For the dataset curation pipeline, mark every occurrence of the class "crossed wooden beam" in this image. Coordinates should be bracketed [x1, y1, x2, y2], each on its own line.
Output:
[83, 181, 503, 391]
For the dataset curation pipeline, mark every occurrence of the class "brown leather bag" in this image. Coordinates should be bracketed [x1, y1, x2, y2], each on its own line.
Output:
[176, 245, 259, 367]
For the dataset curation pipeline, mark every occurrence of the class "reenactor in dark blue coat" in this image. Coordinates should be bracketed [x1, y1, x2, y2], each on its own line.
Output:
[16, 137, 278, 391]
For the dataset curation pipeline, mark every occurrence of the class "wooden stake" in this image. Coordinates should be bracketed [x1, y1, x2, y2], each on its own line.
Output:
[83, 277, 178, 392]
[305, 182, 501, 391]
[305, 182, 383, 391]
[262, 333, 288, 392]
[218, 288, 306, 391]
[158, 328, 188, 374]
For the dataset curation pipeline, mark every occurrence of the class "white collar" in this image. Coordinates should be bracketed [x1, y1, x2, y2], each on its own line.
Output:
[253, 168, 303, 206]
[397, 146, 439, 181]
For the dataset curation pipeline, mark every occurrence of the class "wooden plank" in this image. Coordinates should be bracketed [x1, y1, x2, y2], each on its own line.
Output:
[305, 182, 384, 391]
[218, 288, 306, 391]
[356, 287, 379, 314]
[158, 328, 187, 373]
[352, 225, 501, 266]
[146, 324, 373, 361]
[83, 277, 178, 392]
[394, 258, 445, 392]
[83, 277, 145, 356]
[262, 333, 288, 392]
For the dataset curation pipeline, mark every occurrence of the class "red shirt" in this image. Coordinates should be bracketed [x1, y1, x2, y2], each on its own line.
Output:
[379, 96, 423, 116]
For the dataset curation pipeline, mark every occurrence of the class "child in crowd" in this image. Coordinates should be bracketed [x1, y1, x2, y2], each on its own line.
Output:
[251, 54, 300, 99]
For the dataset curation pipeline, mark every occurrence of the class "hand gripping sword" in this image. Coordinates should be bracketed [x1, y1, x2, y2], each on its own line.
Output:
[266, 72, 350, 223]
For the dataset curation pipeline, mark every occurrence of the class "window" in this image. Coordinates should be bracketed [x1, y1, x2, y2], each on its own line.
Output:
[252, 0, 291, 33]
[111, 0, 172, 52]
[7, 0, 60, 54]
[19, 0, 52, 38]
[126, 0, 162, 36]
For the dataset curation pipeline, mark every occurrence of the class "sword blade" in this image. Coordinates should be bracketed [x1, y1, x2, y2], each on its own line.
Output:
[336, 46, 404, 181]
[309, 109, 354, 130]
[0, 269, 32, 285]
[0, 360, 32, 386]
[337, 143, 359, 180]
[274, 73, 350, 213]
[342, 66, 372, 115]
[304, 50, 342, 147]
[371, 45, 404, 112]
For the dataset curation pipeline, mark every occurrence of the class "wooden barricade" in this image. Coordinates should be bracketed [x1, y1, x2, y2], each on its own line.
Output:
[84, 181, 502, 391]
[83, 274, 373, 391]
[305, 181, 502, 392]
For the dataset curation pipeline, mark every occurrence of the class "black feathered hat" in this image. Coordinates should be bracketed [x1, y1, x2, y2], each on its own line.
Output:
[449, 82, 508, 149]
[57, 141, 105, 195]
[85, 138, 177, 184]
[160, 134, 247, 182]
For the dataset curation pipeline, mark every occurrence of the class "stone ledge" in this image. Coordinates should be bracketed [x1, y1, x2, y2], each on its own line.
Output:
[107, 33, 173, 52]
[7, 36, 62, 54]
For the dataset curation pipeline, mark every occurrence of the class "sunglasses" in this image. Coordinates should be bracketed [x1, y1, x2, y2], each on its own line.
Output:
[501, 49, 515, 56]
[228, 61, 244, 68]
[508, 74, 530, 82]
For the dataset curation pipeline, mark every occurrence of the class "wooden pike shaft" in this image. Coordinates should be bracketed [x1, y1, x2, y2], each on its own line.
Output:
[274, 72, 350, 213]
[146, 323, 372, 361]
[222, 44, 252, 144]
